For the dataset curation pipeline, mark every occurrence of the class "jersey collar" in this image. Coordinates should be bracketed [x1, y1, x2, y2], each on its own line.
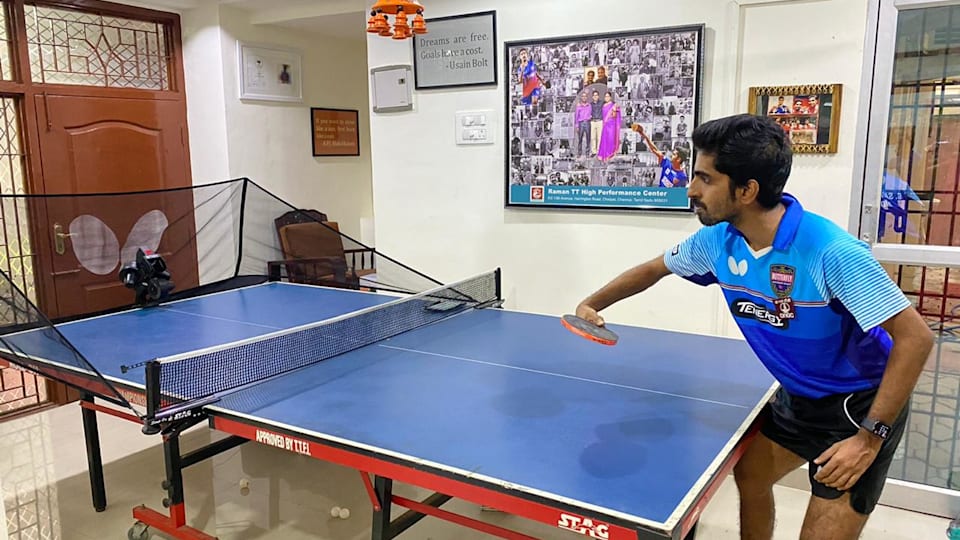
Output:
[725, 193, 802, 251]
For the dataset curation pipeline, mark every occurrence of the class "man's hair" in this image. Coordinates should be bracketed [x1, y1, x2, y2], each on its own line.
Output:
[691, 114, 792, 208]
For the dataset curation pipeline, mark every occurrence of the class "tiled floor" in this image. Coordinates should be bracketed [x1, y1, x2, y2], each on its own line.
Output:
[0, 404, 953, 540]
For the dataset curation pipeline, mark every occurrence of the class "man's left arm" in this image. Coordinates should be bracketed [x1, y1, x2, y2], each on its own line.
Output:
[812, 238, 934, 491]
[867, 306, 934, 430]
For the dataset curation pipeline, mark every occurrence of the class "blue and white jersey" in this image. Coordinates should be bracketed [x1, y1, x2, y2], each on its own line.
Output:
[658, 157, 688, 188]
[663, 194, 912, 399]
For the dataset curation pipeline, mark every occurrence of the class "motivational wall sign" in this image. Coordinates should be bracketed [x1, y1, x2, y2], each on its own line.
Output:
[412, 11, 497, 89]
[310, 108, 360, 157]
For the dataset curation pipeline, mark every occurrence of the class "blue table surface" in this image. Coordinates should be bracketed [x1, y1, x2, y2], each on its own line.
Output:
[210, 306, 775, 527]
[3, 282, 395, 386]
[4, 281, 776, 527]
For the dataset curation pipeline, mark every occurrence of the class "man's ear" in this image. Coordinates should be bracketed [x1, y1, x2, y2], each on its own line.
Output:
[737, 179, 760, 205]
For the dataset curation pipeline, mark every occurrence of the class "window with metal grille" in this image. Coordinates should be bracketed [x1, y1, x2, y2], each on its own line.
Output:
[24, 3, 170, 89]
[0, 2, 13, 81]
[0, 95, 43, 417]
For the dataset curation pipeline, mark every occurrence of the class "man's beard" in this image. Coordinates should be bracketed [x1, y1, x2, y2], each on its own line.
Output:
[693, 200, 735, 226]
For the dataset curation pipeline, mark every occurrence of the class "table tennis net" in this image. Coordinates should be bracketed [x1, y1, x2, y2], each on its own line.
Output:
[151, 269, 500, 422]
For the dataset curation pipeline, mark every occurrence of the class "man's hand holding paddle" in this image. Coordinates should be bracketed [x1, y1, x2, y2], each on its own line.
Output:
[576, 303, 605, 328]
[567, 255, 674, 345]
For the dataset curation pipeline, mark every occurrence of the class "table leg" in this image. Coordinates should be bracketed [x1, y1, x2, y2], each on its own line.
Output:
[371, 476, 393, 540]
[80, 393, 106, 512]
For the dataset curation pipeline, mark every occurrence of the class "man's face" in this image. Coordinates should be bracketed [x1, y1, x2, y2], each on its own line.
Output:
[688, 153, 740, 226]
[592, 92, 600, 102]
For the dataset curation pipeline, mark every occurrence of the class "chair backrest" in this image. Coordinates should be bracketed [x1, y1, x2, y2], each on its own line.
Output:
[274, 209, 328, 243]
[278, 221, 345, 261]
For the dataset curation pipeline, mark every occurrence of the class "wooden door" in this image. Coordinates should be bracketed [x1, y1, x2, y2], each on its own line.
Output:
[33, 94, 199, 318]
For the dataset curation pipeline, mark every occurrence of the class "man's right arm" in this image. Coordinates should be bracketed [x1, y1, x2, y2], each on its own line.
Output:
[576, 255, 673, 326]
[575, 226, 721, 327]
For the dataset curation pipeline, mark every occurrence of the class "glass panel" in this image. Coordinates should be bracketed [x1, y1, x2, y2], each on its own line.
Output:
[24, 4, 170, 89]
[883, 263, 960, 488]
[879, 5, 960, 247]
[0, 97, 43, 417]
[0, 2, 13, 81]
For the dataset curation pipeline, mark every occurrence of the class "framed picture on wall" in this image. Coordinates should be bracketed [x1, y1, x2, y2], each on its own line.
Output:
[747, 84, 842, 154]
[413, 10, 498, 90]
[238, 42, 303, 102]
[310, 108, 360, 156]
[504, 24, 704, 212]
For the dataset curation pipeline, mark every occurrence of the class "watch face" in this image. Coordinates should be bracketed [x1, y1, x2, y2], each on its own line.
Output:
[862, 418, 891, 439]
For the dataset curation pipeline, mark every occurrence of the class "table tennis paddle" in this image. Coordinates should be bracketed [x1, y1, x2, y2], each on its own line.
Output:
[561, 314, 618, 346]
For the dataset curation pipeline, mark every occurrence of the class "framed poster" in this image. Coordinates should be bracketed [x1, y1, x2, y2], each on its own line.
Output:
[238, 42, 302, 102]
[504, 24, 704, 211]
[748, 84, 842, 154]
[310, 108, 360, 156]
[413, 10, 497, 89]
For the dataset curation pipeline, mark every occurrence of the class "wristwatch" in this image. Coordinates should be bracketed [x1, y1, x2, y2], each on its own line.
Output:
[860, 417, 891, 440]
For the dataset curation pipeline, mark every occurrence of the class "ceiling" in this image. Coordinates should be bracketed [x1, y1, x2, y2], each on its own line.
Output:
[271, 11, 368, 41]
[129, 0, 371, 39]
[224, 0, 369, 39]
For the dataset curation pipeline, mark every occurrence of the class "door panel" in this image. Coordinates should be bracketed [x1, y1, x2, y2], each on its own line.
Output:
[34, 94, 197, 317]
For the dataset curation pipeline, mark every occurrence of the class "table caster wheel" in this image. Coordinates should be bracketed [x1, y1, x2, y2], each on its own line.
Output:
[128, 521, 150, 540]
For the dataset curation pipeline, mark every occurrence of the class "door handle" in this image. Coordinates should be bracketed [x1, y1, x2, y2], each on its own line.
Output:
[53, 223, 73, 255]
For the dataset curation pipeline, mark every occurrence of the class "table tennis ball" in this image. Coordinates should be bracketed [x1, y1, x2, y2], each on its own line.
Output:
[239, 478, 250, 496]
[330, 506, 350, 519]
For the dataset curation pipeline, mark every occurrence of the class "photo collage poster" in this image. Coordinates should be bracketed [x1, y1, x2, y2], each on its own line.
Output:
[505, 25, 703, 211]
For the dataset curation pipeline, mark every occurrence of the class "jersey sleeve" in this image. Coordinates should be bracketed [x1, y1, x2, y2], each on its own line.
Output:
[663, 226, 721, 286]
[822, 237, 913, 331]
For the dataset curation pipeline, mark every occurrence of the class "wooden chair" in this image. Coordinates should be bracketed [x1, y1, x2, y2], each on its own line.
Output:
[268, 212, 375, 289]
[274, 209, 328, 239]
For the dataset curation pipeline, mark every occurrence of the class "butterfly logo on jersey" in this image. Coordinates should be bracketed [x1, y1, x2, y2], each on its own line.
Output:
[728, 256, 748, 276]
[68, 210, 168, 276]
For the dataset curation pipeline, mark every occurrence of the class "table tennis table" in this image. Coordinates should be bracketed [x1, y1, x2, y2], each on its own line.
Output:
[1, 269, 776, 540]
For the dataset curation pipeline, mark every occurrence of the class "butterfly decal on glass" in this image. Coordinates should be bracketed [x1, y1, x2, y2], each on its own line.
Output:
[68, 210, 169, 275]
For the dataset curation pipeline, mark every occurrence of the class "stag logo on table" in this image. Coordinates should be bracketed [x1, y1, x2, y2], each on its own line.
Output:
[557, 513, 610, 539]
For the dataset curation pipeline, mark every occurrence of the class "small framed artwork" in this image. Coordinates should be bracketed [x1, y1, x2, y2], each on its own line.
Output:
[310, 108, 360, 156]
[747, 84, 842, 153]
[413, 10, 498, 90]
[238, 42, 302, 102]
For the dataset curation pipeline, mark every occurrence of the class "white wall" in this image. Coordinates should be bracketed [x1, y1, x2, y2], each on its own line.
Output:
[367, 0, 870, 336]
[165, 2, 377, 243]
[215, 7, 374, 241]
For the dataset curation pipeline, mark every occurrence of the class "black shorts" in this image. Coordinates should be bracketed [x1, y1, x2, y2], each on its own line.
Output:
[759, 386, 908, 515]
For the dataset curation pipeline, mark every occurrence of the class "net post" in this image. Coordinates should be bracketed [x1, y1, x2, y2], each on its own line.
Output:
[233, 178, 250, 278]
[144, 360, 162, 434]
[494, 268, 502, 304]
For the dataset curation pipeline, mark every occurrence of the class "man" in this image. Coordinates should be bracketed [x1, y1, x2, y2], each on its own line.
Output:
[676, 114, 688, 137]
[574, 92, 592, 158]
[575, 114, 932, 540]
[633, 123, 688, 188]
[769, 95, 790, 114]
[516, 48, 541, 106]
[590, 90, 603, 157]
